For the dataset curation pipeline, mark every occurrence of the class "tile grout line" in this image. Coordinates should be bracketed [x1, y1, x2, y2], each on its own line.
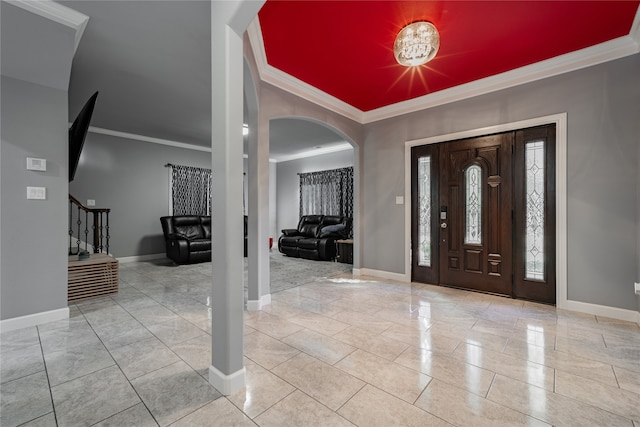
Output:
[36, 324, 58, 427]
[5, 258, 640, 426]
[81, 299, 164, 426]
[110, 269, 226, 398]
[100, 320, 156, 424]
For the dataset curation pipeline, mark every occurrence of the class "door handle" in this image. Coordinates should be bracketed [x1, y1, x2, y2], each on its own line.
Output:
[440, 222, 448, 229]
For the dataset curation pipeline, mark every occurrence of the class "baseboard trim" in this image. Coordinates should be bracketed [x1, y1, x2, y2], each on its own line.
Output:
[208, 365, 246, 395]
[117, 253, 166, 263]
[0, 307, 69, 333]
[247, 294, 271, 311]
[352, 268, 409, 283]
[565, 299, 640, 324]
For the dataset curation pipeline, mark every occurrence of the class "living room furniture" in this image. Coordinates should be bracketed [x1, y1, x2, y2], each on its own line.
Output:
[278, 215, 351, 261]
[336, 239, 354, 264]
[160, 215, 248, 264]
[68, 253, 118, 302]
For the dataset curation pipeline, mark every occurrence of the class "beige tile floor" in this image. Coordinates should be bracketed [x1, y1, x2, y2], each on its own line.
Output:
[1, 259, 639, 426]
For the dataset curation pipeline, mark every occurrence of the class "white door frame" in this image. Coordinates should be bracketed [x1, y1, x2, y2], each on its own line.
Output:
[404, 113, 568, 308]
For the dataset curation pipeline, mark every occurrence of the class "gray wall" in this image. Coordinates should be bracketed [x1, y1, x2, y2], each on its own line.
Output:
[70, 134, 281, 259]
[269, 161, 277, 239]
[69, 133, 213, 258]
[73, 132, 350, 260]
[1, 76, 70, 320]
[276, 149, 354, 235]
[243, 157, 248, 216]
[243, 157, 277, 238]
[362, 53, 640, 311]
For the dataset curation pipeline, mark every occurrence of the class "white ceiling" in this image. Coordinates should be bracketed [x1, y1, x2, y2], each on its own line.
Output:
[63, 0, 351, 162]
[266, 119, 352, 162]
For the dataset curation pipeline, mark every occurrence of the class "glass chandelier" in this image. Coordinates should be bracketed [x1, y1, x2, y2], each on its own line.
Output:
[394, 21, 440, 67]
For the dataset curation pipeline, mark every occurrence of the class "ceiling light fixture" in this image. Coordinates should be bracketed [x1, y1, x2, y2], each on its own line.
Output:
[394, 21, 440, 66]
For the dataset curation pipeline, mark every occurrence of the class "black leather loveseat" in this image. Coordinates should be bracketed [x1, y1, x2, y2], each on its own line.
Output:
[278, 215, 351, 261]
[160, 215, 247, 264]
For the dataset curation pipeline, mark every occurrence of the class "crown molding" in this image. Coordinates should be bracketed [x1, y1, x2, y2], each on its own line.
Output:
[88, 126, 212, 153]
[249, 6, 640, 125]
[88, 125, 346, 163]
[631, 4, 640, 46]
[246, 17, 267, 81]
[259, 64, 365, 123]
[6, 0, 89, 54]
[246, 18, 364, 123]
[363, 34, 640, 124]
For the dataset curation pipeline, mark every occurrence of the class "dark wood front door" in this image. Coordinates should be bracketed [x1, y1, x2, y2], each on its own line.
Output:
[411, 124, 556, 303]
[439, 133, 513, 295]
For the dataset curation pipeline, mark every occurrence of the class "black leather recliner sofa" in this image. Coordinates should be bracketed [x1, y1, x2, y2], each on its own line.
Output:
[160, 215, 247, 264]
[278, 215, 351, 261]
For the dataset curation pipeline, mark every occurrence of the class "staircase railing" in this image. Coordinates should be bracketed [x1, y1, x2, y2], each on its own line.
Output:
[68, 194, 111, 255]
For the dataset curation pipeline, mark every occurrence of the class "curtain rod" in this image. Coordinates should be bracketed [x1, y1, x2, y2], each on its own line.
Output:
[166, 163, 245, 175]
[165, 163, 210, 169]
[297, 166, 353, 175]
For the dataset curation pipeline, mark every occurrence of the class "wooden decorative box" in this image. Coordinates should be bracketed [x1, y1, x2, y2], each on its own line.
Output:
[68, 253, 119, 302]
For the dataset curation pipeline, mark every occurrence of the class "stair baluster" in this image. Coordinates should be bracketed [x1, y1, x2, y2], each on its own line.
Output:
[68, 195, 111, 255]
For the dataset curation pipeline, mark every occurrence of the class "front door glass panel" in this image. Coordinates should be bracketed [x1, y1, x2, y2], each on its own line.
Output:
[417, 156, 432, 266]
[465, 165, 482, 244]
[525, 140, 545, 280]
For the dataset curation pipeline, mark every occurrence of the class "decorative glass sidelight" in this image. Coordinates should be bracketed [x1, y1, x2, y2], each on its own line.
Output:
[525, 141, 545, 280]
[417, 156, 432, 266]
[465, 165, 482, 244]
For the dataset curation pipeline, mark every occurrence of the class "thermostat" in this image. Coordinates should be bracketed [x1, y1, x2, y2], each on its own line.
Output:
[27, 157, 47, 171]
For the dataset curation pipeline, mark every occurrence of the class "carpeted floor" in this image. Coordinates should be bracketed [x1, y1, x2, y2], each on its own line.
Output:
[244, 250, 353, 294]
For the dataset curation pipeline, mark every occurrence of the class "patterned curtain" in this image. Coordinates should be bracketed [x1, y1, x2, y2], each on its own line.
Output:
[299, 166, 353, 222]
[169, 164, 212, 216]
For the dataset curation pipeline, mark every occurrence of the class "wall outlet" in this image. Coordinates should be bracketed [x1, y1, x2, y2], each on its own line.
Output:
[635, 282, 640, 295]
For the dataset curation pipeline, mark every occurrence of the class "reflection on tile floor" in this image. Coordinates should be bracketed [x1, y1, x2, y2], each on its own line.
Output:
[1, 259, 639, 426]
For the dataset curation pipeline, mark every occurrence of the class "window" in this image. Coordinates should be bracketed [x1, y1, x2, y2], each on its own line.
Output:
[168, 164, 212, 216]
[299, 166, 354, 224]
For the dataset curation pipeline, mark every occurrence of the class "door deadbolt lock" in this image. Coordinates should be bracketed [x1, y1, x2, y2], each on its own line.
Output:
[440, 222, 448, 229]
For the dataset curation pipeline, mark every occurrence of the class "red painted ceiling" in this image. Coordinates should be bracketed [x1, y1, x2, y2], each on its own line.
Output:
[258, 1, 639, 112]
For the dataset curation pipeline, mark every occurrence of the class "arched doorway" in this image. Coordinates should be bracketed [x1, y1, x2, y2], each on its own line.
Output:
[267, 118, 356, 292]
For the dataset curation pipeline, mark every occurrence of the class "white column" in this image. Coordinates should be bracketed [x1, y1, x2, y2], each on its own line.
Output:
[247, 112, 271, 310]
[208, 0, 264, 395]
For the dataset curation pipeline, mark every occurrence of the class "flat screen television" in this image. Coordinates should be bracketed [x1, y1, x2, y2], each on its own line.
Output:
[68, 91, 98, 182]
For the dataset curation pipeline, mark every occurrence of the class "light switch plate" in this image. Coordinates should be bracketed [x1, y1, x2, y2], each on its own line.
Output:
[87, 199, 96, 206]
[27, 186, 46, 200]
[26, 157, 47, 171]
[395, 196, 404, 205]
